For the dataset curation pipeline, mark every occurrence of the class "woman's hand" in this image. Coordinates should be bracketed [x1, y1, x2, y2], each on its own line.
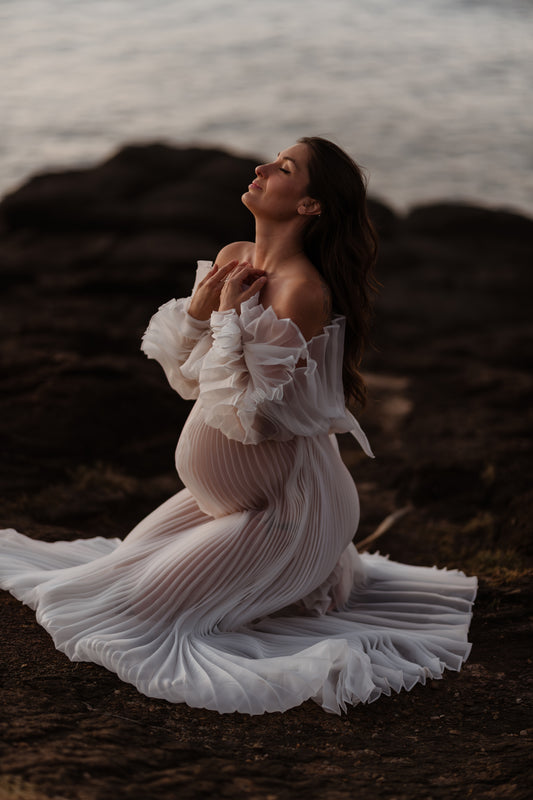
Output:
[188, 260, 240, 320]
[219, 262, 267, 314]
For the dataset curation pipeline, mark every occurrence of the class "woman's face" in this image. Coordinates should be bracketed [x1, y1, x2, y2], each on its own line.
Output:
[242, 143, 316, 221]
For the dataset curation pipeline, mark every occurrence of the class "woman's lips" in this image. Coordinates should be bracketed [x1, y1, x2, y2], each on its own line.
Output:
[249, 181, 262, 190]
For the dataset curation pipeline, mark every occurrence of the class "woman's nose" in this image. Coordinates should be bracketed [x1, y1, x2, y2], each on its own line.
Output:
[255, 163, 266, 177]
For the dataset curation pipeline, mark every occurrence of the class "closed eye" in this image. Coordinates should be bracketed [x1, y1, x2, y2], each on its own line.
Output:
[279, 167, 290, 174]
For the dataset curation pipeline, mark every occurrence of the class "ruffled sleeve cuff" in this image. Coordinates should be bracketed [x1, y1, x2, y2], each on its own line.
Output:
[141, 297, 212, 401]
[210, 309, 243, 352]
[198, 298, 311, 444]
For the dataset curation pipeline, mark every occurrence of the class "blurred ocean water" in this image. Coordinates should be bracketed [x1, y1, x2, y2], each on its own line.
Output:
[0, 0, 531, 212]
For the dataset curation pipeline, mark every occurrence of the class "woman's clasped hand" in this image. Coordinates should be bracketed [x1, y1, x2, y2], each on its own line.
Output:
[188, 260, 267, 320]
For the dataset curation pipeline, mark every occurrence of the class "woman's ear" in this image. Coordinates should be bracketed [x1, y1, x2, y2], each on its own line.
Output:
[297, 197, 322, 217]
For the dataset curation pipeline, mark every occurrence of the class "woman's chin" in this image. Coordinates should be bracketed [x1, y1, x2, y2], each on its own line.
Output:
[241, 191, 255, 210]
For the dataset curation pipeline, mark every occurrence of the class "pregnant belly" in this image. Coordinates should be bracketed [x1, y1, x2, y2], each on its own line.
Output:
[175, 403, 301, 516]
[175, 404, 359, 523]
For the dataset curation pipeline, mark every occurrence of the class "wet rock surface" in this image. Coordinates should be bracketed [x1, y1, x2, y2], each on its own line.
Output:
[0, 144, 532, 799]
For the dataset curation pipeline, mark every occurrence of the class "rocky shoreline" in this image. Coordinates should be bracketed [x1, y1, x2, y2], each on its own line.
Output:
[1, 144, 532, 799]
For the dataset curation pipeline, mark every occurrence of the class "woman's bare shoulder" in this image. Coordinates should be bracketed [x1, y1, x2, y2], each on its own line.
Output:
[270, 276, 332, 341]
[215, 241, 255, 264]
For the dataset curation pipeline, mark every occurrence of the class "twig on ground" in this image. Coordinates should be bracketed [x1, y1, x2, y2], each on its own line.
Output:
[356, 505, 413, 550]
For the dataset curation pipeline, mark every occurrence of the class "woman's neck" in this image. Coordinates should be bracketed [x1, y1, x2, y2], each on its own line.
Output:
[253, 218, 306, 273]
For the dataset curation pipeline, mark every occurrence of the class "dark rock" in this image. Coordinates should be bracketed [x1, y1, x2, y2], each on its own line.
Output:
[404, 201, 533, 242]
[0, 143, 256, 243]
[367, 197, 400, 240]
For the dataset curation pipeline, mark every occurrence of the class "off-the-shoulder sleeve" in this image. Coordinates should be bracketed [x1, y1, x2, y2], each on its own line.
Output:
[141, 261, 213, 400]
[142, 266, 373, 454]
[197, 301, 308, 443]
[197, 296, 374, 455]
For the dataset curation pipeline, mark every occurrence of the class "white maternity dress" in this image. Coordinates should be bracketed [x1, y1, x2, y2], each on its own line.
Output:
[0, 261, 477, 715]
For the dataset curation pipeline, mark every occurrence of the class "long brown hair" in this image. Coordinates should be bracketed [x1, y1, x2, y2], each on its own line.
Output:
[299, 136, 378, 408]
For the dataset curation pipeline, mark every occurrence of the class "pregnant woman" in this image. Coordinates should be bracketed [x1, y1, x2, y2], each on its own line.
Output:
[0, 137, 477, 714]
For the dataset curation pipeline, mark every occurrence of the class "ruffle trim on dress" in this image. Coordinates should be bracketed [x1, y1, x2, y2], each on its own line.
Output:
[241, 296, 374, 456]
[199, 293, 374, 453]
[140, 262, 373, 454]
[141, 295, 212, 400]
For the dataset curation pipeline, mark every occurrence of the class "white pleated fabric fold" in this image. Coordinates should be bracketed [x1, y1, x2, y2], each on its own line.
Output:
[0, 261, 477, 715]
